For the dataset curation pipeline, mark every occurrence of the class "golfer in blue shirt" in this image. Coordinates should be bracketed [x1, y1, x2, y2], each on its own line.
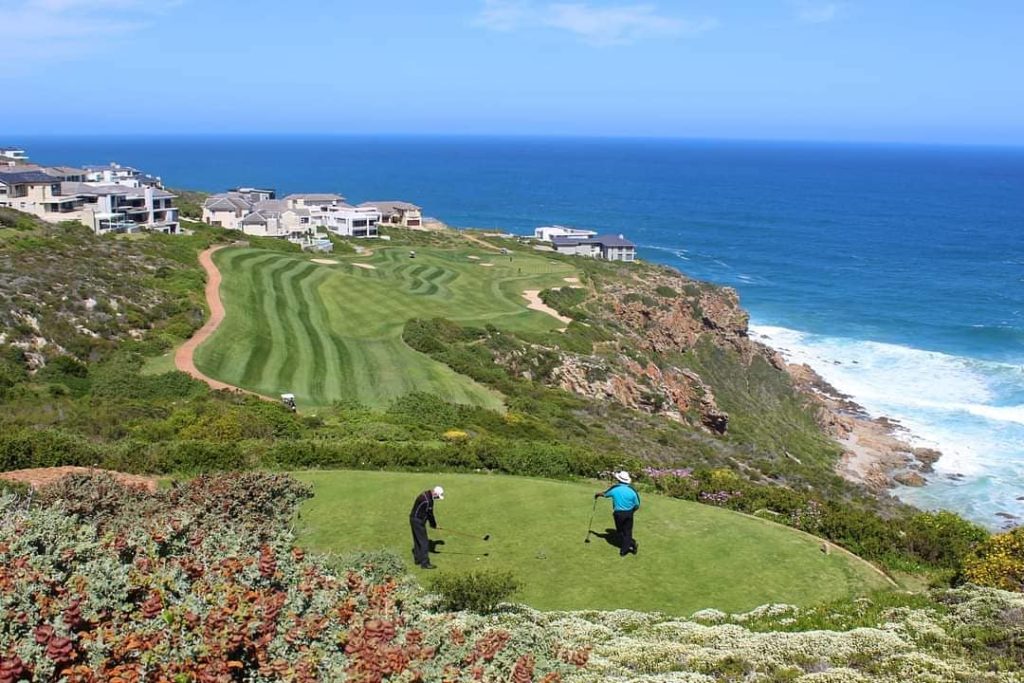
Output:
[595, 471, 640, 556]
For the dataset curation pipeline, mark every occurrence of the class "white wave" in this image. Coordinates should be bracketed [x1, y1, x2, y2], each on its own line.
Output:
[751, 323, 1024, 494]
[638, 244, 691, 260]
[960, 403, 1024, 426]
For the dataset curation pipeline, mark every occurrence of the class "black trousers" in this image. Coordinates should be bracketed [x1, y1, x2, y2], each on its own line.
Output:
[410, 517, 430, 566]
[613, 510, 636, 555]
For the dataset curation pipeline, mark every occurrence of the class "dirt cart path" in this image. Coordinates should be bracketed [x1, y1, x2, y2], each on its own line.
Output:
[174, 245, 271, 401]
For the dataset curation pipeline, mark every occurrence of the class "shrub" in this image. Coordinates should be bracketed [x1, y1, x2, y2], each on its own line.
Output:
[336, 549, 408, 583]
[35, 471, 153, 528]
[0, 428, 97, 471]
[962, 527, 1024, 591]
[539, 287, 587, 317]
[904, 510, 989, 568]
[430, 569, 521, 613]
[0, 478, 30, 496]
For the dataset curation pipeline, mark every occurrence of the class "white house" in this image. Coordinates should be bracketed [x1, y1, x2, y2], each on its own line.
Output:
[534, 225, 597, 242]
[551, 234, 636, 262]
[0, 147, 28, 165]
[63, 182, 179, 234]
[0, 169, 178, 233]
[285, 194, 380, 237]
[83, 163, 162, 188]
[230, 187, 276, 202]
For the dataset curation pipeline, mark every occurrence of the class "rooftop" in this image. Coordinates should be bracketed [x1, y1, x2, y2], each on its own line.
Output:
[285, 193, 345, 202]
[589, 234, 636, 248]
[62, 182, 131, 197]
[204, 193, 254, 211]
[0, 170, 57, 185]
[83, 163, 140, 173]
[551, 233, 636, 248]
[359, 200, 421, 213]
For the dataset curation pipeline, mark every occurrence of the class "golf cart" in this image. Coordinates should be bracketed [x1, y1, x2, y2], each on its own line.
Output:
[280, 393, 297, 412]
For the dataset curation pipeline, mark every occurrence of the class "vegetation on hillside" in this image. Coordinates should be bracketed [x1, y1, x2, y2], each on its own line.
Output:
[0, 212, 1004, 580]
[1, 210, 1022, 682]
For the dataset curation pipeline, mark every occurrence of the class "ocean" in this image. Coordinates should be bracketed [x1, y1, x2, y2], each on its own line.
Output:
[18, 135, 1024, 527]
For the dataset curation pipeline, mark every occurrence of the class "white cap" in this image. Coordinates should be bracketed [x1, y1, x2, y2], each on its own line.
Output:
[432, 486, 445, 500]
[614, 471, 632, 484]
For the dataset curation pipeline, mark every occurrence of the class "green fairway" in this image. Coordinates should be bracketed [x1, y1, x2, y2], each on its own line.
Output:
[294, 470, 892, 615]
[194, 246, 576, 409]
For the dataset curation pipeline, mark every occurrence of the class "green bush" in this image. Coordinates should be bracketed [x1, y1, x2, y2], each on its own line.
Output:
[0, 428, 97, 471]
[430, 569, 521, 613]
[904, 510, 988, 569]
[539, 287, 587, 317]
[0, 478, 30, 496]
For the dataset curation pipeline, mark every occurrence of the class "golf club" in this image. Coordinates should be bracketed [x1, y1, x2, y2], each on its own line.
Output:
[584, 496, 598, 543]
[438, 526, 491, 542]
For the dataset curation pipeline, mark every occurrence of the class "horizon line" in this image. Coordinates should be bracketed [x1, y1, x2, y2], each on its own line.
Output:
[6, 132, 1024, 151]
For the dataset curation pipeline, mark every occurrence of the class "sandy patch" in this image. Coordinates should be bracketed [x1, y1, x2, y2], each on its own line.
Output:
[563, 277, 580, 284]
[522, 290, 572, 326]
[311, 258, 338, 265]
[479, 263, 494, 267]
[1, 467, 158, 492]
[467, 255, 481, 260]
[352, 263, 377, 270]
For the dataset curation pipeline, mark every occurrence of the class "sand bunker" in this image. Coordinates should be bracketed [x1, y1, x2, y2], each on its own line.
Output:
[467, 255, 481, 260]
[564, 277, 580, 284]
[311, 259, 338, 265]
[479, 263, 494, 267]
[352, 263, 377, 270]
[522, 290, 572, 325]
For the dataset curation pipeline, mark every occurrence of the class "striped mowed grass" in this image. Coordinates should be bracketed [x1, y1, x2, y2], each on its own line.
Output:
[193, 246, 577, 409]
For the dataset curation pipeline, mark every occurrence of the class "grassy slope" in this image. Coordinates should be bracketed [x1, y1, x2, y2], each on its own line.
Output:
[294, 470, 891, 615]
[194, 246, 575, 409]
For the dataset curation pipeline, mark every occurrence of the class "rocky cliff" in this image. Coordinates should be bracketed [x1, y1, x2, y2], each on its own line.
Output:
[506, 265, 789, 435]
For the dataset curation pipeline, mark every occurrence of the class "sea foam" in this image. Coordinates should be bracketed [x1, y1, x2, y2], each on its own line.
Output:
[751, 323, 1024, 527]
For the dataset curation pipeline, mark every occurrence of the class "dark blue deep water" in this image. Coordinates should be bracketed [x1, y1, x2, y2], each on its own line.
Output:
[19, 136, 1024, 525]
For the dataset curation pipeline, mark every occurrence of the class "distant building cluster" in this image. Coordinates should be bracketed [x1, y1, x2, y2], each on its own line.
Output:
[533, 225, 636, 262]
[201, 188, 423, 251]
[0, 147, 179, 234]
[1, 145, 634, 261]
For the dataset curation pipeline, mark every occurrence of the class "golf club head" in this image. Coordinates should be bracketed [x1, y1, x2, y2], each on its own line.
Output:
[482, 534, 491, 541]
[584, 537, 591, 544]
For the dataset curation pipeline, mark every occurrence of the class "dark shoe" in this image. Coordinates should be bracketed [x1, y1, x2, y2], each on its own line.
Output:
[631, 541, 639, 555]
[421, 563, 437, 570]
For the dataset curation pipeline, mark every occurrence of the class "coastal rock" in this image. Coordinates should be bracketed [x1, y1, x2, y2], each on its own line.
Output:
[783, 360, 947, 493]
[913, 447, 942, 473]
[894, 471, 927, 487]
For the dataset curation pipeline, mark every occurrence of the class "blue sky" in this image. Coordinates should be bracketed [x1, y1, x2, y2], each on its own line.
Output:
[2, 0, 1022, 144]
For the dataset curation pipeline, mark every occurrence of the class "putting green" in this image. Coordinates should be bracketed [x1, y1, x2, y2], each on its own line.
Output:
[294, 470, 892, 615]
[194, 246, 576, 409]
